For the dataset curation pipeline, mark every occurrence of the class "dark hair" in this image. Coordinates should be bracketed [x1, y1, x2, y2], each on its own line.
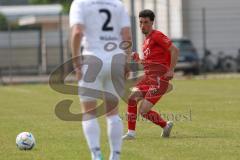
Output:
[139, 9, 155, 21]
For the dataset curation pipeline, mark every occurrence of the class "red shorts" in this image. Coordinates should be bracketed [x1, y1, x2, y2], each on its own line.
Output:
[135, 75, 169, 105]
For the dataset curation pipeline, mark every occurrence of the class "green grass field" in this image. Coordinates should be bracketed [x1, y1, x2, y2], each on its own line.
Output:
[1, 77, 240, 160]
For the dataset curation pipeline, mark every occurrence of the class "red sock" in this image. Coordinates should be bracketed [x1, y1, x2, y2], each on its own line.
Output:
[127, 99, 137, 131]
[141, 110, 167, 128]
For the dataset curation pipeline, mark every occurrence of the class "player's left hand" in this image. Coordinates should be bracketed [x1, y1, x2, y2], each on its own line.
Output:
[132, 52, 140, 62]
[163, 70, 174, 80]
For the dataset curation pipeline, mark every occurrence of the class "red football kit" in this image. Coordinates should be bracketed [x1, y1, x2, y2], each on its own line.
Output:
[135, 30, 172, 105]
[128, 30, 173, 131]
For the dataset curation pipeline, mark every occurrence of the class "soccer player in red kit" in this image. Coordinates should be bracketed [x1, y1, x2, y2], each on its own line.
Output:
[122, 9, 179, 140]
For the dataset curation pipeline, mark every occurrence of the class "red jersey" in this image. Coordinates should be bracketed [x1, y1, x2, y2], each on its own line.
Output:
[142, 30, 172, 76]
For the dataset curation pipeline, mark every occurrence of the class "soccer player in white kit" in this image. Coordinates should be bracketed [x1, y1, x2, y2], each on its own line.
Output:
[69, 0, 132, 160]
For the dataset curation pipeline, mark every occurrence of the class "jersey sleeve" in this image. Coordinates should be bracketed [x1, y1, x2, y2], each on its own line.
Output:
[119, 5, 131, 28]
[154, 32, 172, 50]
[69, 0, 85, 27]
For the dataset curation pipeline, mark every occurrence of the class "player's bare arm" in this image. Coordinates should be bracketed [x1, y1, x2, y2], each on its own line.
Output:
[164, 44, 179, 80]
[121, 27, 132, 79]
[70, 24, 84, 80]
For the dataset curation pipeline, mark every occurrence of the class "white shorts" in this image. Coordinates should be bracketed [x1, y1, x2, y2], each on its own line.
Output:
[78, 50, 126, 102]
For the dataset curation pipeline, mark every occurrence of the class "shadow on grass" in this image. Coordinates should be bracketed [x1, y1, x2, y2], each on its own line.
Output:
[135, 132, 223, 140]
[170, 135, 218, 139]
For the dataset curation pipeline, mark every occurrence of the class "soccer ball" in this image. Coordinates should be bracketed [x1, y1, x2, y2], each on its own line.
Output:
[16, 132, 35, 150]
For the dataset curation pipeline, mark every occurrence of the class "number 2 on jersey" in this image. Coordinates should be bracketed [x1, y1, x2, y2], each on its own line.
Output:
[99, 9, 114, 31]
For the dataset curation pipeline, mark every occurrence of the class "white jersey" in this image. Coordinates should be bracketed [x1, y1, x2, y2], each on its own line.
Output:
[70, 0, 130, 52]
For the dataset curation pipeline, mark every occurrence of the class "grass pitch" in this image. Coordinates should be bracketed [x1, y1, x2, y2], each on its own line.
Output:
[0, 77, 240, 160]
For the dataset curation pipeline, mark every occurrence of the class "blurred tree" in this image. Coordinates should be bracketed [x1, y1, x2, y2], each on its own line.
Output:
[0, 13, 8, 30]
[28, 0, 73, 13]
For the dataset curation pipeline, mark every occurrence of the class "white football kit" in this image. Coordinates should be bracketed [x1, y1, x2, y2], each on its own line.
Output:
[70, 0, 130, 101]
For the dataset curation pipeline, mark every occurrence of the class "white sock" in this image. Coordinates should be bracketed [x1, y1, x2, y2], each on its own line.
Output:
[82, 117, 101, 159]
[107, 115, 123, 160]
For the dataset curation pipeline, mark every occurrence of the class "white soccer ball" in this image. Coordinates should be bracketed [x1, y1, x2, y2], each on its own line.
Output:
[16, 132, 35, 150]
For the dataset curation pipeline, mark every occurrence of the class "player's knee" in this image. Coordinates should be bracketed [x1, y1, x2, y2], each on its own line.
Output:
[139, 105, 150, 115]
[106, 114, 122, 125]
[106, 107, 119, 117]
[128, 91, 142, 104]
[139, 100, 153, 115]
[139, 109, 149, 116]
